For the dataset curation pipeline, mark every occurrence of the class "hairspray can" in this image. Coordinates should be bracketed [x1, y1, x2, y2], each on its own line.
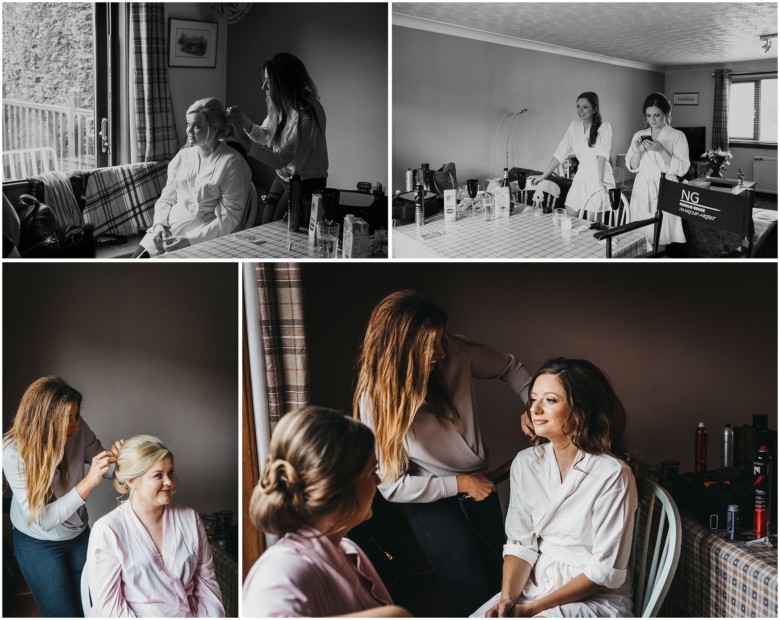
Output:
[726, 504, 739, 540]
[722, 423, 734, 468]
[405, 168, 413, 192]
[695, 422, 708, 473]
[415, 184, 424, 227]
[753, 445, 772, 538]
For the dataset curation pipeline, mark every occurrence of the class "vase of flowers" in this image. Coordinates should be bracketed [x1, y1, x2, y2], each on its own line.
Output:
[702, 149, 732, 178]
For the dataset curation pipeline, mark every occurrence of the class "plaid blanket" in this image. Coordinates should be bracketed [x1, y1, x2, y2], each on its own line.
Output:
[83, 161, 167, 235]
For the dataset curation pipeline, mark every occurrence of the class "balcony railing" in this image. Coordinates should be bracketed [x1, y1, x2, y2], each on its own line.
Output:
[2, 88, 96, 180]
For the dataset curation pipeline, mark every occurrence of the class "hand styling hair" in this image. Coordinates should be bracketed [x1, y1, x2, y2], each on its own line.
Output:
[4, 376, 81, 523]
[250, 406, 375, 537]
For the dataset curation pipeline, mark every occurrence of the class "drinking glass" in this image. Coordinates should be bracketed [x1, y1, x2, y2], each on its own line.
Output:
[317, 220, 340, 258]
[456, 185, 468, 214]
[517, 172, 527, 207]
[482, 192, 495, 221]
[552, 208, 565, 226]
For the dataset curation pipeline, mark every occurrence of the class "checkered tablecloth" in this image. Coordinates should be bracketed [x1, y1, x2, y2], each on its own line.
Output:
[668, 513, 778, 618]
[392, 209, 649, 259]
[160, 222, 319, 259]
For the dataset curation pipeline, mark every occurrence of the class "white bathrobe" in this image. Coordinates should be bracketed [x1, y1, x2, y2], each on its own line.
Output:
[86, 502, 224, 617]
[553, 120, 616, 214]
[625, 124, 690, 245]
[473, 444, 637, 618]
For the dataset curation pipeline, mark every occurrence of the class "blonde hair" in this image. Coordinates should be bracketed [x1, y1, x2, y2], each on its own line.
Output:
[250, 407, 374, 537]
[3, 376, 80, 523]
[186, 97, 230, 143]
[352, 290, 454, 484]
[113, 435, 173, 495]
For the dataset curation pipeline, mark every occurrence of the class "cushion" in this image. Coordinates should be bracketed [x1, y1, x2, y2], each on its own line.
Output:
[83, 161, 167, 235]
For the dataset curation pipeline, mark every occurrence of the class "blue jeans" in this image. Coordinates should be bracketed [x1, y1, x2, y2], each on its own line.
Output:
[405, 493, 504, 616]
[12, 526, 90, 617]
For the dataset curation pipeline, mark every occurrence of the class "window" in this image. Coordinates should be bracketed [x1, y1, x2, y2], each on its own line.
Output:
[728, 74, 778, 144]
[1, 2, 118, 182]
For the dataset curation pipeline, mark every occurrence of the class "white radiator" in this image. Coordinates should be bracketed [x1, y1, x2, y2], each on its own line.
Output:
[753, 157, 778, 194]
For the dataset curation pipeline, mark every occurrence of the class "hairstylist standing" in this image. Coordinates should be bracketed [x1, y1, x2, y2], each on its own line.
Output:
[2, 376, 122, 617]
[228, 52, 328, 225]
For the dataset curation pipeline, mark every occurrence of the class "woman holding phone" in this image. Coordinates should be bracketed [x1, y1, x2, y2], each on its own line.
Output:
[625, 92, 690, 245]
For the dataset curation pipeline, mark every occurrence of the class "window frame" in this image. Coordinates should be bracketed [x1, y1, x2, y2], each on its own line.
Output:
[728, 72, 778, 148]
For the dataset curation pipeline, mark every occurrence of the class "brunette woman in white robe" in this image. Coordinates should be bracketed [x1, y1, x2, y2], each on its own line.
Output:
[134, 97, 251, 257]
[532, 93, 615, 217]
[85, 435, 224, 617]
[474, 359, 639, 618]
[625, 92, 690, 246]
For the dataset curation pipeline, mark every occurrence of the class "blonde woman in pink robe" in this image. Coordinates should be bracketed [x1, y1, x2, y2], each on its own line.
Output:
[85, 435, 224, 617]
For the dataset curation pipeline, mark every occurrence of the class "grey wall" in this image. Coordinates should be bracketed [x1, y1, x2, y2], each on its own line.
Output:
[225, 3, 388, 191]
[666, 59, 778, 185]
[393, 25, 664, 192]
[3, 263, 238, 525]
[302, 262, 777, 481]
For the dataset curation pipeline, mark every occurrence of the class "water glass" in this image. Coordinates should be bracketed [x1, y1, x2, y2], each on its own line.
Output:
[482, 192, 495, 221]
[552, 208, 565, 226]
[317, 220, 339, 258]
[561, 216, 573, 232]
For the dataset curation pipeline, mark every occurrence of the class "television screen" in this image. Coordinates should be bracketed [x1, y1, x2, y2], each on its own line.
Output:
[677, 126, 707, 159]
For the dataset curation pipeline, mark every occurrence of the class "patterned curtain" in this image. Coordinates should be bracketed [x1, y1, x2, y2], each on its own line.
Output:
[131, 4, 178, 161]
[712, 69, 733, 151]
[252, 262, 310, 429]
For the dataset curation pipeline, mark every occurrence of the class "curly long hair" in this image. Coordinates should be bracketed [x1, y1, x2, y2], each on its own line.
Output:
[249, 407, 375, 537]
[526, 358, 639, 478]
[352, 290, 455, 485]
[3, 376, 81, 523]
[263, 52, 322, 150]
[577, 91, 603, 148]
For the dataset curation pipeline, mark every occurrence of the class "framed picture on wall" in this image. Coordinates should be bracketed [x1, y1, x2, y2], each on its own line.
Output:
[168, 18, 218, 68]
[673, 92, 699, 106]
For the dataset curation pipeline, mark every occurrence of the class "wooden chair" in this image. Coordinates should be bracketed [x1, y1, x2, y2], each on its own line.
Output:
[80, 563, 94, 617]
[631, 482, 682, 617]
[241, 184, 258, 230]
[523, 178, 560, 211]
[595, 175, 755, 258]
[579, 187, 630, 228]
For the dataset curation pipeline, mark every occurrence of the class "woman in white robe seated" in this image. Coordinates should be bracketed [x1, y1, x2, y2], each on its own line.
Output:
[85, 435, 224, 617]
[473, 358, 639, 618]
[134, 97, 252, 257]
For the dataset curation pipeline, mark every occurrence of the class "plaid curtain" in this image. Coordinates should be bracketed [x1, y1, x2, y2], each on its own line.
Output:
[252, 262, 310, 429]
[131, 4, 178, 161]
[712, 69, 732, 150]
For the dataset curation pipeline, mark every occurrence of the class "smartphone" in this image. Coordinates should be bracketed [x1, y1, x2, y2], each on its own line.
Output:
[641, 135, 653, 142]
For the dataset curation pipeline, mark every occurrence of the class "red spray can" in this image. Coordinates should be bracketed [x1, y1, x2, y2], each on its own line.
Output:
[695, 422, 708, 473]
[753, 445, 772, 538]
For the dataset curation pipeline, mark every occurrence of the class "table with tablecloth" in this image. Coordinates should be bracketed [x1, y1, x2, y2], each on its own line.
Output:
[392, 208, 648, 259]
[667, 513, 777, 618]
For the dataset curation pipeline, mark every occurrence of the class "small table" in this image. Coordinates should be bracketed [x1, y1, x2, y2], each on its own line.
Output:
[392, 209, 648, 259]
[667, 513, 778, 618]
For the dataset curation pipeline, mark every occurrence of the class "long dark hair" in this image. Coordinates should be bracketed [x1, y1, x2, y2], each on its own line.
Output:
[577, 92, 602, 148]
[526, 358, 640, 480]
[263, 52, 321, 148]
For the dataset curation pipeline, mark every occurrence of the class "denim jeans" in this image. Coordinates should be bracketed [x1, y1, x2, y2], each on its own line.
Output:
[405, 493, 504, 617]
[12, 526, 90, 617]
[262, 176, 327, 225]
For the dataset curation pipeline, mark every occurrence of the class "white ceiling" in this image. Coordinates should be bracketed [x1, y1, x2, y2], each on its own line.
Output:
[393, 2, 779, 69]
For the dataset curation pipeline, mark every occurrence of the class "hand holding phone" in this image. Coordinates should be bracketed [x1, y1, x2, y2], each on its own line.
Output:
[641, 135, 653, 143]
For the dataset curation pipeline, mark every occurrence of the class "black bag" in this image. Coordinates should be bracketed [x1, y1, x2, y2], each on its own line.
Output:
[15, 194, 95, 258]
[430, 162, 458, 195]
[671, 468, 753, 530]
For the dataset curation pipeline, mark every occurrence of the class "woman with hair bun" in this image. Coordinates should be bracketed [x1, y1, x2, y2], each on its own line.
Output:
[474, 358, 639, 618]
[625, 92, 690, 246]
[243, 406, 408, 618]
[133, 96, 252, 257]
[2, 376, 122, 617]
[85, 435, 224, 617]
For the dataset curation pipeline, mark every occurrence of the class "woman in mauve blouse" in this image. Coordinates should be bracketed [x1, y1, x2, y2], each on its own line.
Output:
[86, 435, 224, 617]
